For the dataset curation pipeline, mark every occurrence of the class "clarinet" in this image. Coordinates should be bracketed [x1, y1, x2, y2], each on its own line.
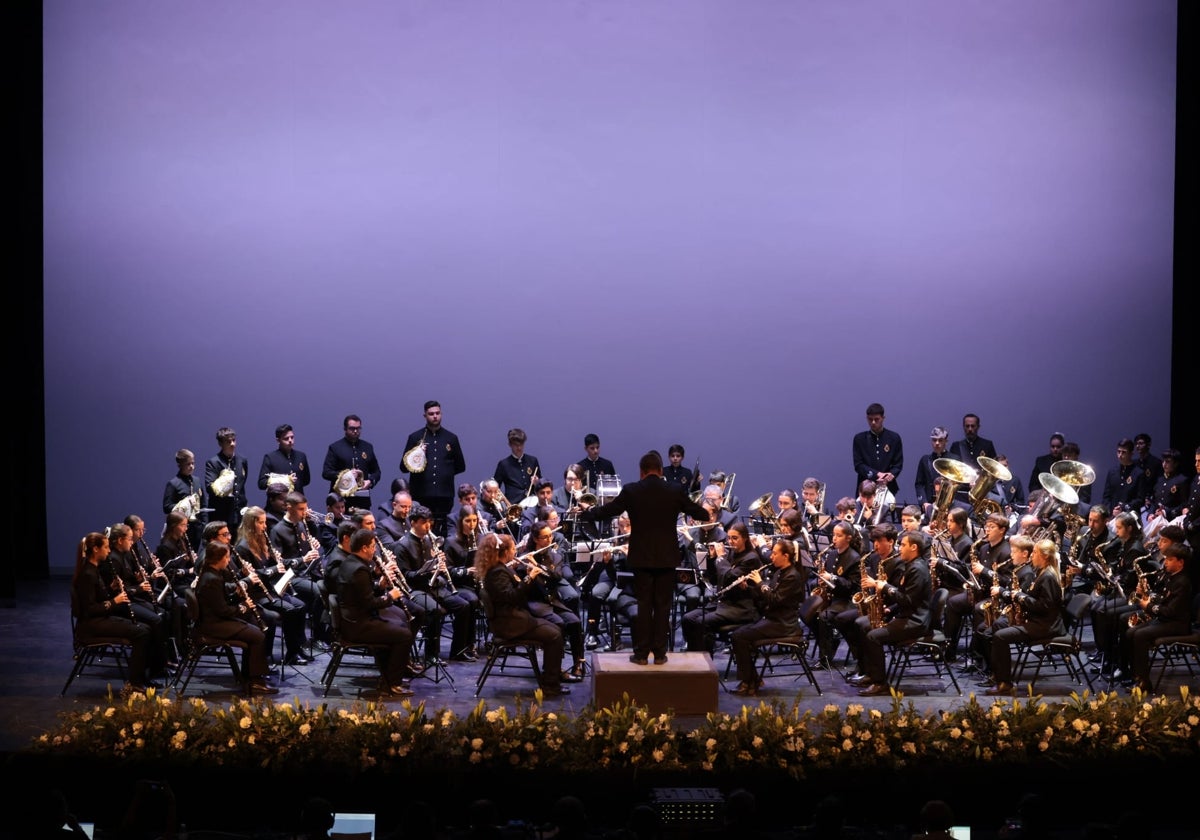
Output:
[374, 552, 414, 620]
[428, 537, 457, 593]
[226, 567, 266, 630]
[140, 539, 173, 605]
[108, 557, 137, 621]
[378, 543, 414, 597]
[237, 552, 276, 605]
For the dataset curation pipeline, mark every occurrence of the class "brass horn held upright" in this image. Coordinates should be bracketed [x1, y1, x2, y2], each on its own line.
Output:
[931, 458, 977, 533]
[968, 456, 1012, 521]
[749, 493, 779, 528]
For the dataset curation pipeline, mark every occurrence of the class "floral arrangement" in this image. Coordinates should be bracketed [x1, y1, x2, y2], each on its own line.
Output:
[28, 687, 1199, 780]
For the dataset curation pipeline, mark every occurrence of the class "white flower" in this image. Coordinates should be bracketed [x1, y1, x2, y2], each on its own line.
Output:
[653, 749, 665, 762]
[1071, 718, 1087, 732]
[132, 722, 144, 734]
[823, 704, 839, 714]
[949, 728, 962, 739]
[469, 752, 481, 764]
[486, 710, 500, 723]
[841, 725, 853, 737]
[240, 716, 252, 730]
[104, 708, 116, 718]
[870, 709, 882, 719]
[752, 736, 763, 748]
[171, 731, 187, 749]
[619, 742, 629, 753]
[706, 738, 717, 750]
[1038, 741, 1049, 751]
[847, 704, 864, 716]
[299, 723, 311, 737]
[471, 738, 484, 750]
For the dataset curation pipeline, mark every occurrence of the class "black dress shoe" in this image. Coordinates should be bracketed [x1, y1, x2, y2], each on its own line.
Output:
[541, 685, 571, 697]
[405, 661, 426, 676]
[628, 655, 649, 665]
[561, 670, 584, 684]
[585, 634, 601, 650]
[846, 674, 872, 686]
[653, 654, 668, 665]
[857, 683, 890, 697]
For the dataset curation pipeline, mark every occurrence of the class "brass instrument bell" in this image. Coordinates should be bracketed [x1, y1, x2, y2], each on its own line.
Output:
[968, 456, 1012, 520]
[1051, 460, 1096, 488]
[749, 492, 778, 526]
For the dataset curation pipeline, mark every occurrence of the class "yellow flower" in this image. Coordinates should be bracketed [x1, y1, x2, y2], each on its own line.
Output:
[1038, 741, 1049, 751]
[842, 739, 853, 751]
[847, 704, 864, 716]
[752, 736, 763, 748]
[104, 708, 115, 718]
[240, 717, 252, 730]
[471, 737, 484, 750]
[1071, 718, 1087, 732]
[949, 728, 962, 739]
[870, 709, 882, 719]
[299, 723, 311, 737]
[653, 749, 665, 762]
[841, 725, 853, 737]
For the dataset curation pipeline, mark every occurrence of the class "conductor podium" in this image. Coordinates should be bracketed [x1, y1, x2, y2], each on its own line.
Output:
[591, 651, 719, 715]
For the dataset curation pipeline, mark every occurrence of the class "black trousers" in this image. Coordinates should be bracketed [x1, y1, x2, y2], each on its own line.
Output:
[632, 568, 675, 659]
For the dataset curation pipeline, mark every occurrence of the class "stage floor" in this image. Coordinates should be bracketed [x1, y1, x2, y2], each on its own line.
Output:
[1, 577, 1190, 753]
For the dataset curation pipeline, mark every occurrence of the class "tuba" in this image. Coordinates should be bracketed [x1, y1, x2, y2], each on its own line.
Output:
[749, 493, 779, 529]
[931, 458, 978, 533]
[1050, 460, 1094, 538]
[334, 468, 364, 497]
[210, 468, 236, 497]
[967, 456, 1012, 522]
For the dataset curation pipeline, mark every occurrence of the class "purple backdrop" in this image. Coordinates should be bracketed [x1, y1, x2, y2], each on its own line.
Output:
[42, 1, 1177, 572]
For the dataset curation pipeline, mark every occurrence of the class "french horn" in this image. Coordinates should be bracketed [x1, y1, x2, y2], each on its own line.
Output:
[335, 468, 364, 497]
[265, 472, 294, 492]
[210, 468, 236, 497]
[172, 491, 203, 521]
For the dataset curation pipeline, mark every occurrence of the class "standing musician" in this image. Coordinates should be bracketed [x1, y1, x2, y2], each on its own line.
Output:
[269, 492, 329, 642]
[162, 448, 207, 549]
[1143, 449, 1188, 536]
[392, 506, 477, 664]
[102, 523, 171, 681]
[1120, 543, 1193, 692]
[1090, 511, 1149, 679]
[204, 427, 249, 534]
[852, 402, 904, 500]
[663, 444, 700, 495]
[578, 433, 617, 494]
[257, 423, 312, 501]
[914, 427, 951, 509]
[194, 541, 277, 694]
[493, 427, 541, 507]
[321, 414, 381, 513]
[400, 401, 467, 539]
[838, 524, 900, 683]
[476, 533, 570, 697]
[579, 513, 638, 651]
[333, 528, 416, 697]
[72, 532, 156, 692]
[850, 530, 931, 697]
[801, 521, 861, 670]
[729, 539, 807, 697]
[950, 413, 998, 471]
[681, 521, 762, 654]
[968, 534, 1038, 684]
[1101, 439, 1149, 517]
[984, 538, 1066, 695]
[577, 450, 711, 666]
[235, 506, 311, 666]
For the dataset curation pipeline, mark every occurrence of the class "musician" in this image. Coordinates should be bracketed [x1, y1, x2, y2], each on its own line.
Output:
[663, 444, 699, 494]
[1144, 449, 1188, 533]
[1091, 512, 1153, 679]
[551, 464, 587, 517]
[450, 482, 494, 537]
[700, 484, 739, 530]
[1120, 543, 1193, 693]
[800, 478, 831, 544]
[930, 508, 974, 660]
[521, 481, 559, 530]
[729, 539, 807, 697]
[479, 479, 521, 541]
[127, 514, 185, 660]
[838, 524, 900, 683]
[985, 538, 1066, 695]
[194, 541, 277, 694]
[1064, 505, 1119, 597]
[801, 521, 861, 670]
[914, 427, 950, 509]
[321, 415, 381, 512]
[72, 532, 155, 692]
[352, 510, 429, 675]
[944, 512, 1011, 668]
[235, 506, 311, 666]
[521, 520, 586, 678]
[155, 512, 196, 597]
[257, 423, 312, 501]
[578, 450, 711, 665]
[851, 530, 932, 696]
[334, 528, 416, 697]
[707, 471, 740, 513]
[1027, 433, 1065, 493]
[995, 455, 1027, 518]
[578, 433, 617, 493]
[204, 426, 249, 533]
[378, 490, 414, 543]
[681, 522, 762, 654]
[1101, 439, 1149, 517]
[493, 427, 541, 506]
[162, 448, 206, 548]
[444, 504, 485, 585]
[852, 481, 883, 541]
[968, 534, 1038, 684]
[950, 413, 998, 471]
[1060, 442, 1092, 505]
[393, 506, 477, 664]
[852, 402, 903, 499]
[1133, 433, 1163, 488]
[401, 401, 467, 539]
[269, 492, 327, 643]
[323, 520, 358, 593]
[676, 500, 725, 617]
[263, 486, 289, 532]
[579, 513, 638, 651]
[102, 524, 171, 680]
[476, 533, 570, 697]
[205, 520, 282, 664]
[317, 492, 347, 553]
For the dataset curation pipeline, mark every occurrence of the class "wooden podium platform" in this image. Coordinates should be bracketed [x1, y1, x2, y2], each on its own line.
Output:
[591, 652, 720, 715]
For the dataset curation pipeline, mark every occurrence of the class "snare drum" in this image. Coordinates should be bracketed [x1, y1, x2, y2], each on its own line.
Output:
[595, 475, 622, 504]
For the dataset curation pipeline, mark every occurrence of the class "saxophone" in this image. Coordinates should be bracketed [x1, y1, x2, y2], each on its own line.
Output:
[1003, 567, 1028, 627]
[866, 551, 893, 629]
[1126, 566, 1159, 627]
[965, 536, 986, 605]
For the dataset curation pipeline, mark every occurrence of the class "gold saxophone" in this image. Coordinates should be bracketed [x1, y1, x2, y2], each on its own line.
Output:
[854, 550, 893, 629]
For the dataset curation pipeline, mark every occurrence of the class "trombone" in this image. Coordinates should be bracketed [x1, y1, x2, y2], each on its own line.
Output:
[721, 473, 737, 510]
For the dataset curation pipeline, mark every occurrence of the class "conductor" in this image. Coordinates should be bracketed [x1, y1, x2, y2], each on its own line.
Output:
[577, 450, 711, 664]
